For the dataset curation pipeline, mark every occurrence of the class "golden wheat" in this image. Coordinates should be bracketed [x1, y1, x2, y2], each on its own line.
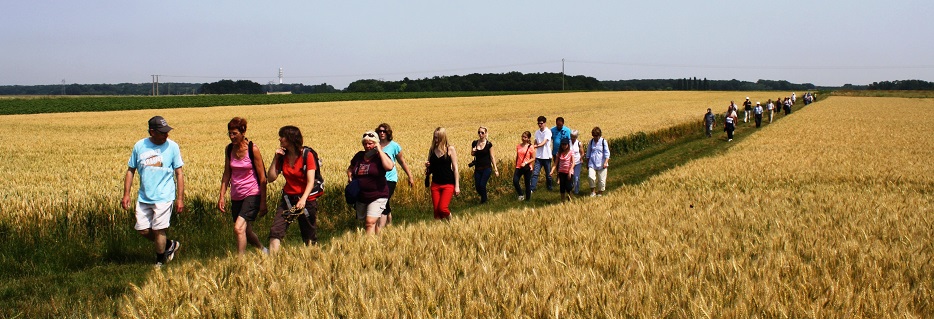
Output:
[0, 91, 769, 227]
[119, 96, 934, 317]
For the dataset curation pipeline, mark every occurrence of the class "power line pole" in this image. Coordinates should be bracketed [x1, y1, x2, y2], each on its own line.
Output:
[561, 58, 566, 91]
[61, 79, 66, 95]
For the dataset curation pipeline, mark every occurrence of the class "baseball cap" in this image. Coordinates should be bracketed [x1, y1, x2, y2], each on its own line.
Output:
[148, 116, 173, 133]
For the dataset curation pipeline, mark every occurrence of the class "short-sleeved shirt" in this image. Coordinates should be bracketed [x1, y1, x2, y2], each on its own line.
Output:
[551, 126, 572, 156]
[280, 150, 318, 198]
[556, 151, 573, 174]
[382, 141, 402, 182]
[471, 140, 493, 169]
[128, 138, 184, 204]
[534, 129, 553, 159]
[350, 151, 390, 203]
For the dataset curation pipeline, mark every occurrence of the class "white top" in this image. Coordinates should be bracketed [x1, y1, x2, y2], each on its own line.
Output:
[570, 139, 582, 165]
[534, 128, 553, 159]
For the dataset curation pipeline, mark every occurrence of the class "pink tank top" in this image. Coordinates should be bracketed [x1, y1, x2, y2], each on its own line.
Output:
[230, 153, 259, 200]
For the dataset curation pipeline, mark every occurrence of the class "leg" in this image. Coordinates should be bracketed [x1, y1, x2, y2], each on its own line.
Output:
[522, 167, 532, 200]
[596, 168, 608, 195]
[296, 200, 318, 245]
[436, 184, 455, 219]
[234, 216, 249, 255]
[530, 159, 542, 191]
[267, 198, 291, 254]
[379, 181, 396, 228]
[588, 167, 597, 196]
[430, 183, 443, 218]
[572, 163, 582, 195]
[543, 158, 554, 190]
[513, 168, 523, 196]
[477, 168, 491, 203]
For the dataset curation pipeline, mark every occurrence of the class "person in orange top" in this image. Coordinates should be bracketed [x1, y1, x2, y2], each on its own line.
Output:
[513, 131, 536, 201]
[265, 126, 322, 253]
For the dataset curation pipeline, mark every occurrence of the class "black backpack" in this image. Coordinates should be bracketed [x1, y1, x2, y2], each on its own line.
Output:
[277, 146, 325, 197]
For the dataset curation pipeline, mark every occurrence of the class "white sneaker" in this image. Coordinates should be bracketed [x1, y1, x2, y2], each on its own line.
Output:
[261, 247, 270, 255]
[154, 262, 164, 269]
[518, 195, 525, 201]
[590, 193, 596, 197]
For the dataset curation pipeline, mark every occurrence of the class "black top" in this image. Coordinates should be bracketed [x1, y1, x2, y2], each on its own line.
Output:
[428, 151, 456, 185]
[471, 140, 493, 169]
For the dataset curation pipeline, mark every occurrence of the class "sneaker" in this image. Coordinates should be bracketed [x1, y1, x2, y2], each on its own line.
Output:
[261, 247, 270, 255]
[154, 262, 164, 269]
[590, 193, 596, 197]
[728, 139, 733, 142]
[518, 195, 525, 201]
[597, 194, 603, 197]
[165, 240, 180, 262]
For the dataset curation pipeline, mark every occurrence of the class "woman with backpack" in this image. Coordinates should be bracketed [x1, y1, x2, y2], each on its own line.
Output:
[587, 127, 611, 197]
[217, 117, 268, 256]
[266, 125, 322, 252]
[347, 131, 394, 235]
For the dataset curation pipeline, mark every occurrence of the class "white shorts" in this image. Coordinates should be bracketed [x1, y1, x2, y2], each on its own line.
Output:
[355, 198, 388, 220]
[135, 201, 173, 230]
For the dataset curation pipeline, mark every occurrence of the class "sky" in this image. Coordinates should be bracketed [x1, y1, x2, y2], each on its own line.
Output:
[2, 0, 932, 89]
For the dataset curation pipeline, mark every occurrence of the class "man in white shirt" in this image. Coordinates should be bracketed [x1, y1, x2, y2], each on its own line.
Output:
[531, 116, 553, 191]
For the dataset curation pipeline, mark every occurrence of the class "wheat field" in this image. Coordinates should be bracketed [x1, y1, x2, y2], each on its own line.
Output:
[118, 96, 934, 318]
[0, 91, 768, 231]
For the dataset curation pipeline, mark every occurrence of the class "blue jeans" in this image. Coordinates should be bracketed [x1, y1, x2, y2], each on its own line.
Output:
[530, 158, 553, 191]
[473, 167, 492, 203]
[572, 163, 582, 194]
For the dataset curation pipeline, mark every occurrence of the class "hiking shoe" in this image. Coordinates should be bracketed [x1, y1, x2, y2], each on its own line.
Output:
[518, 195, 525, 201]
[165, 240, 180, 262]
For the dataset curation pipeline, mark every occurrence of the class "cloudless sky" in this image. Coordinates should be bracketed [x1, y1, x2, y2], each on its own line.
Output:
[2, 0, 932, 88]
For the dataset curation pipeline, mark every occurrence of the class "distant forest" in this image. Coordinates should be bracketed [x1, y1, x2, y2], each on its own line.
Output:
[1, 72, 931, 95]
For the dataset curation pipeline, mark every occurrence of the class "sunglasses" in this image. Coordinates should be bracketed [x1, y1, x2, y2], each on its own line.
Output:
[376, 129, 387, 133]
[363, 133, 376, 138]
[478, 131, 485, 134]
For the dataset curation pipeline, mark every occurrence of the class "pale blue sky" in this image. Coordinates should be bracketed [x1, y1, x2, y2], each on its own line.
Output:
[2, 0, 932, 88]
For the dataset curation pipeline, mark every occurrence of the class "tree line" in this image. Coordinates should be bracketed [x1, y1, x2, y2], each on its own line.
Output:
[2, 74, 931, 95]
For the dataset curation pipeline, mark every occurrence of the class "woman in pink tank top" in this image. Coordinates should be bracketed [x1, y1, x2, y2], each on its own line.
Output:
[218, 117, 268, 255]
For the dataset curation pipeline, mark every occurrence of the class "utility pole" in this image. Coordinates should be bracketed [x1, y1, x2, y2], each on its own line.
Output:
[561, 58, 566, 91]
[61, 79, 66, 95]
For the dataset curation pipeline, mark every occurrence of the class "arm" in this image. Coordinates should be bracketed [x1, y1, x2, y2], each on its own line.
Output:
[295, 168, 315, 210]
[395, 150, 415, 187]
[121, 168, 136, 210]
[266, 148, 284, 183]
[449, 146, 460, 195]
[218, 156, 232, 213]
[174, 167, 185, 213]
[252, 144, 268, 216]
[376, 144, 395, 171]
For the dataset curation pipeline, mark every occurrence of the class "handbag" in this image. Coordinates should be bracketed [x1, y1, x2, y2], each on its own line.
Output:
[344, 179, 361, 205]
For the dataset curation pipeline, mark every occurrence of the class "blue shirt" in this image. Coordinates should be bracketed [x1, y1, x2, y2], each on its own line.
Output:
[382, 141, 402, 182]
[587, 137, 610, 170]
[551, 126, 572, 156]
[127, 138, 184, 204]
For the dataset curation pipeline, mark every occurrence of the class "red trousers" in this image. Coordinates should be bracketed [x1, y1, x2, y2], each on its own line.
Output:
[430, 183, 455, 219]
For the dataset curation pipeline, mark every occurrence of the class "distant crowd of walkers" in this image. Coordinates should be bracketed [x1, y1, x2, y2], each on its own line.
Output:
[704, 92, 815, 141]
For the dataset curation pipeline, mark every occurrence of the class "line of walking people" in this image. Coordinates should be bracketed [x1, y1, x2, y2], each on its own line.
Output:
[704, 92, 814, 141]
[121, 115, 612, 267]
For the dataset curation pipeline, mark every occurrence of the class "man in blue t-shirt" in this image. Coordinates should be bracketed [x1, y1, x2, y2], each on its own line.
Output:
[121, 116, 186, 268]
[551, 117, 572, 158]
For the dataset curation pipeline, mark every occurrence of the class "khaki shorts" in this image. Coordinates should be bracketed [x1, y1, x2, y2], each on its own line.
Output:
[355, 198, 388, 220]
[135, 201, 173, 230]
